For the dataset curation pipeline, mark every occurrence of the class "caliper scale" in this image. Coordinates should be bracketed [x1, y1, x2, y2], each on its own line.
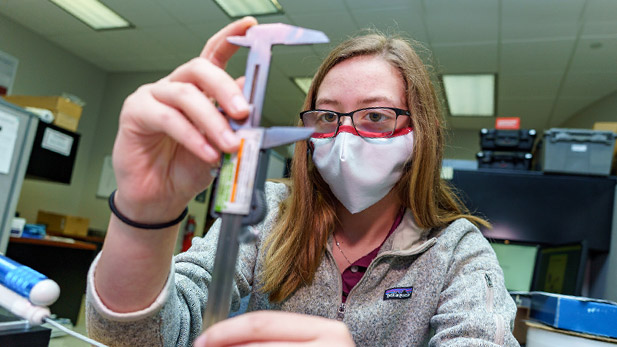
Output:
[203, 24, 329, 329]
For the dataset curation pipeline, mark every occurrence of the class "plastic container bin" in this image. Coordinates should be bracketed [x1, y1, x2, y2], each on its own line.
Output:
[543, 129, 615, 176]
[480, 128, 537, 151]
[476, 150, 533, 170]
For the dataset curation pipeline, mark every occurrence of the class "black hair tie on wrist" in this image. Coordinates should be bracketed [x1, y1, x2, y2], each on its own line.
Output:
[108, 190, 188, 229]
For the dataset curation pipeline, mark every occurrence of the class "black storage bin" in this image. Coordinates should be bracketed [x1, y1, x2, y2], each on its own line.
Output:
[26, 122, 80, 184]
[476, 151, 533, 170]
[480, 128, 537, 151]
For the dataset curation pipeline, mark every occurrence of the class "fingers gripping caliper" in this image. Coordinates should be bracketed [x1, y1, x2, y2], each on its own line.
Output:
[203, 24, 328, 329]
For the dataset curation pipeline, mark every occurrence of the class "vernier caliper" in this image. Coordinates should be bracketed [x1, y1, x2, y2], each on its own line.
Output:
[203, 24, 329, 329]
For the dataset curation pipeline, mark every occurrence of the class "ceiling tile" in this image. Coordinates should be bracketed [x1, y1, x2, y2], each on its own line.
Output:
[432, 42, 498, 73]
[102, 0, 178, 27]
[583, 22, 617, 37]
[559, 71, 617, 99]
[268, 96, 305, 125]
[351, 5, 428, 43]
[0, 0, 90, 35]
[262, 67, 306, 123]
[185, 20, 239, 43]
[225, 51, 250, 78]
[423, 0, 499, 44]
[155, 0, 226, 25]
[501, 0, 584, 41]
[345, 0, 417, 9]
[498, 72, 563, 99]
[141, 25, 203, 57]
[497, 98, 554, 130]
[568, 36, 617, 73]
[279, 0, 347, 14]
[271, 46, 323, 77]
[98, 29, 171, 58]
[500, 38, 576, 72]
[250, 13, 292, 25]
[103, 58, 161, 72]
[289, 11, 359, 45]
[262, 101, 288, 126]
[582, 0, 617, 36]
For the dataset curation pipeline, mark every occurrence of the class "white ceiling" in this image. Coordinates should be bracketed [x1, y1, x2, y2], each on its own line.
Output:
[1, 0, 616, 130]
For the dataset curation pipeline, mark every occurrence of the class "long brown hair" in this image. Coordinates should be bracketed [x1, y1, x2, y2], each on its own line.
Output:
[261, 33, 488, 302]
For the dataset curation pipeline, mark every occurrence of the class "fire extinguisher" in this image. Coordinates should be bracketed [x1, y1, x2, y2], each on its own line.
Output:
[181, 215, 196, 252]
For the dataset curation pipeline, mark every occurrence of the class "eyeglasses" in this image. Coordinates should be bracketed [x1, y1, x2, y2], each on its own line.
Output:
[299, 107, 411, 138]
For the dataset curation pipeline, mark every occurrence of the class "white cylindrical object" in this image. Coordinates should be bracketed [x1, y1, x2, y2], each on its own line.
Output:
[0, 284, 50, 325]
[30, 279, 61, 306]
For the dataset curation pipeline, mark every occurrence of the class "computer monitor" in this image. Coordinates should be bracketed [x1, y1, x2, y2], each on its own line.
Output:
[531, 241, 587, 296]
[490, 241, 539, 292]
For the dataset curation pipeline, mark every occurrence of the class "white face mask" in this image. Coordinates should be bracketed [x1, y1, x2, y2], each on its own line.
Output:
[310, 126, 414, 214]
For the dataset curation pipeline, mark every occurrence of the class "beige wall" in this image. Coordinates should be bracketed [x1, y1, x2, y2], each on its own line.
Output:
[444, 128, 481, 160]
[79, 70, 211, 238]
[562, 89, 617, 129]
[0, 13, 107, 227]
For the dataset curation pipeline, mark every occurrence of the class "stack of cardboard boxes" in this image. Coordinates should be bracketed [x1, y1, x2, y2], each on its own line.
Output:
[2, 95, 83, 132]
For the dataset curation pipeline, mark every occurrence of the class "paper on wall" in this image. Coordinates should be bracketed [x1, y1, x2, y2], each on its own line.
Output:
[96, 155, 117, 198]
[0, 50, 18, 95]
[0, 112, 19, 174]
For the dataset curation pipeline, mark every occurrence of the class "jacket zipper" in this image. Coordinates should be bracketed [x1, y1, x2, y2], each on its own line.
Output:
[327, 237, 437, 322]
[325, 247, 345, 320]
[337, 302, 346, 321]
[484, 273, 494, 310]
[484, 272, 505, 345]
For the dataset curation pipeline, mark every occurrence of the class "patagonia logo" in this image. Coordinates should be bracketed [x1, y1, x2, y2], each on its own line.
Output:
[383, 287, 413, 300]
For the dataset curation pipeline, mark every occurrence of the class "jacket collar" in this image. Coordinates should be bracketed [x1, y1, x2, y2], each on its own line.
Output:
[380, 209, 436, 255]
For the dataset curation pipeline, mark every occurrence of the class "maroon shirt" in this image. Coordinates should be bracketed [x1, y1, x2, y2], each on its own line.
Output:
[340, 208, 405, 302]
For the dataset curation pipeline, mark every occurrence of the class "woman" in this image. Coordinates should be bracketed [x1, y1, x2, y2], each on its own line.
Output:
[87, 17, 518, 346]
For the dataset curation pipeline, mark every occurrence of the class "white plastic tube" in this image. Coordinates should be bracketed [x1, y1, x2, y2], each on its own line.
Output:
[0, 284, 50, 325]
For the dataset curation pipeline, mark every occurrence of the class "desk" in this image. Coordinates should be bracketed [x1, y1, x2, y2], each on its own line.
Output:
[6, 237, 97, 325]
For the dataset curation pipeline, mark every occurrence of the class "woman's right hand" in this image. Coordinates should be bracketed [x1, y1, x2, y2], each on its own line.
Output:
[111, 17, 257, 224]
[93, 17, 258, 314]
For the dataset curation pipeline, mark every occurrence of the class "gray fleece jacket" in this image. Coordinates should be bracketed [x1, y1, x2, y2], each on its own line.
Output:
[86, 181, 519, 346]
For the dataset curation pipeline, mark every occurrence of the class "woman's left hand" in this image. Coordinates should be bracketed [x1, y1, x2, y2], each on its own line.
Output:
[194, 311, 355, 346]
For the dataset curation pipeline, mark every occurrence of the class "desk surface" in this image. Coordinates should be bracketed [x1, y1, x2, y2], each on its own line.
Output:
[9, 236, 97, 251]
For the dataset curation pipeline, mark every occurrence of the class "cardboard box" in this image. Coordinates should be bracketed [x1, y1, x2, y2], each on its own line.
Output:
[2, 95, 82, 132]
[36, 210, 90, 237]
[529, 292, 617, 339]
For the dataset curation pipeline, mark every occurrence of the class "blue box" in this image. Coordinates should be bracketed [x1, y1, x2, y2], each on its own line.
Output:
[530, 292, 617, 339]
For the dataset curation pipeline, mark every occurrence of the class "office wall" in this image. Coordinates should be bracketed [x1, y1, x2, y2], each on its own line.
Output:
[0, 13, 107, 225]
[75, 71, 165, 230]
[563, 92, 617, 302]
[79, 70, 210, 236]
[562, 89, 617, 129]
[444, 128, 480, 160]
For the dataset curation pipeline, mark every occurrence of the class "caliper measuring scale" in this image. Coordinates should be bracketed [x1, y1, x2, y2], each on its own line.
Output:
[202, 23, 329, 329]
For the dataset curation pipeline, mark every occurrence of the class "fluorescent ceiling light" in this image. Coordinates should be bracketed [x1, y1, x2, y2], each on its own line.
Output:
[292, 77, 313, 95]
[50, 0, 131, 30]
[214, 0, 283, 18]
[442, 74, 495, 117]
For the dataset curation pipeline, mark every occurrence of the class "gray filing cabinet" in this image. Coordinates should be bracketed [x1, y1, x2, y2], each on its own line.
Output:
[0, 98, 38, 253]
